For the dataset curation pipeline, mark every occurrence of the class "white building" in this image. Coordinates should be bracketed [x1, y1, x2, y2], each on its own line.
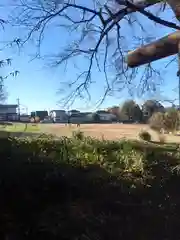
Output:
[49, 110, 68, 123]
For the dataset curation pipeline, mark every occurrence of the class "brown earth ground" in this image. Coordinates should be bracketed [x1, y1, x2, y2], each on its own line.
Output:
[40, 123, 180, 143]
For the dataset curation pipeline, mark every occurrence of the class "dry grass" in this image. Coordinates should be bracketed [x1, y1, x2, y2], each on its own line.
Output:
[39, 123, 180, 143]
[40, 123, 148, 140]
[40, 123, 142, 139]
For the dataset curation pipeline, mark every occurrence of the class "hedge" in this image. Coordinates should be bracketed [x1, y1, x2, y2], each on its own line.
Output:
[0, 134, 180, 239]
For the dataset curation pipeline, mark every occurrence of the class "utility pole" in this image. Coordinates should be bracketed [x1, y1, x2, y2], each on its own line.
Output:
[179, 71, 180, 109]
[177, 43, 180, 110]
[16, 98, 20, 120]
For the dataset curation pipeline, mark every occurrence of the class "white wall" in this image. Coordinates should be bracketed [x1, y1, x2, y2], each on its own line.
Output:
[50, 111, 68, 121]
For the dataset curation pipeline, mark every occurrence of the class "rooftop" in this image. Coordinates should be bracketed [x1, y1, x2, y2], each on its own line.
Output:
[0, 104, 18, 108]
[96, 110, 111, 114]
[50, 110, 66, 112]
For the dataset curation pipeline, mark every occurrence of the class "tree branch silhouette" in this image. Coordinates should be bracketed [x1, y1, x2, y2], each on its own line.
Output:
[6, 0, 180, 106]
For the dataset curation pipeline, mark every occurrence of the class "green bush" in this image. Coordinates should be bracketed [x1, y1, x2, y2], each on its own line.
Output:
[139, 130, 151, 142]
[72, 130, 84, 140]
[0, 135, 147, 174]
[1, 135, 180, 239]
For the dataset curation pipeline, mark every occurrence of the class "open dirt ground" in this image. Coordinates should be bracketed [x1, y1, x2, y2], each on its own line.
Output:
[39, 123, 180, 142]
[3, 123, 180, 142]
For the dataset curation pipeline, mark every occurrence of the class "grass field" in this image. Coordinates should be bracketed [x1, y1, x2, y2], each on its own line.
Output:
[1, 122, 180, 143]
[0, 122, 40, 132]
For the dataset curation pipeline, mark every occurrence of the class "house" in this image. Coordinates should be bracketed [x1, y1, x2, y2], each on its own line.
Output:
[96, 110, 117, 122]
[67, 110, 81, 117]
[69, 112, 93, 124]
[31, 111, 48, 121]
[20, 114, 30, 122]
[67, 110, 117, 124]
[0, 104, 18, 121]
[49, 110, 68, 123]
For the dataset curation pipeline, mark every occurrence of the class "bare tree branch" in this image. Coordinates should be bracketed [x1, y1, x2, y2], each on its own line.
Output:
[0, 58, 19, 103]
[3, 0, 180, 106]
[125, 1, 180, 30]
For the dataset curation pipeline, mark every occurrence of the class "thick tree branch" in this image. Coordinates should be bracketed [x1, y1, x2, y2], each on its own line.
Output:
[127, 31, 180, 67]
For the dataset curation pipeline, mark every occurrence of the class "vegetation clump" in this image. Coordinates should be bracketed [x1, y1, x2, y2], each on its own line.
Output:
[158, 133, 166, 143]
[149, 112, 165, 132]
[72, 130, 84, 140]
[164, 108, 180, 132]
[149, 109, 180, 134]
[139, 130, 151, 142]
[1, 135, 180, 239]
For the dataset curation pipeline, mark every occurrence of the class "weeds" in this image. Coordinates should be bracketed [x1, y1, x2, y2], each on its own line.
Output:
[72, 130, 84, 140]
[0, 135, 180, 239]
[158, 133, 166, 143]
[139, 130, 151, 142]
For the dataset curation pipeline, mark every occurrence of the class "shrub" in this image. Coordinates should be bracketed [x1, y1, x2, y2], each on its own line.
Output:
[139, 130, 151, 142]
[1, 134, 180, 239]
[149, 112, 165, 132]
[0, 131, 10, 138]
[164, 108, 180, 132]
[35, 116, 40, 123]
[30, 117, 35, 123]
[72, 130, 84, 140]
[149, 109, 180, 134]
[158, 133, 166, 143]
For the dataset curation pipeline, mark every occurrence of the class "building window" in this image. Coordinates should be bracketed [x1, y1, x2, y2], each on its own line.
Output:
[144, 111, 149, 116]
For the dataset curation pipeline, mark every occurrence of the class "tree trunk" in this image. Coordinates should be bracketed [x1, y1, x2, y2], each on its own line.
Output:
[167, 0, 180, 20]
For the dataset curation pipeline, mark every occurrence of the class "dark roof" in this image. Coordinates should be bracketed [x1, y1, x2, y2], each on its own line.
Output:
[96, 110, 111, 114]
[0, 104, 18, 108]
[69, 110, 80, 112]
[50, 110, 66, 112]
[70, 112, 90, 117]
[82, 112, 92, 114]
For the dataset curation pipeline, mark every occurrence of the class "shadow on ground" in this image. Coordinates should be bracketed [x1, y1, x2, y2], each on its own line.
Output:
[0, 131, 41, 139]
[11, 132, 41, 138]
[0, 140, 180, 239]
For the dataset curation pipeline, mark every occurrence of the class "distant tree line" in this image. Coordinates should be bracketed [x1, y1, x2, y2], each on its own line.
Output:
[107, 99, 170, 123]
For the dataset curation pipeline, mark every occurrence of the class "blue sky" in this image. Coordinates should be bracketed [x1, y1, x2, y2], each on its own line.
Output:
[0, 1, 179, 113]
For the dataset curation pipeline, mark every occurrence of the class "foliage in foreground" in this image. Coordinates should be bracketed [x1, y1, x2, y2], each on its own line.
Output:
[149, 109, 180, 133]
[139, 130, 151, 142]
[1, 134, 180, 239]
